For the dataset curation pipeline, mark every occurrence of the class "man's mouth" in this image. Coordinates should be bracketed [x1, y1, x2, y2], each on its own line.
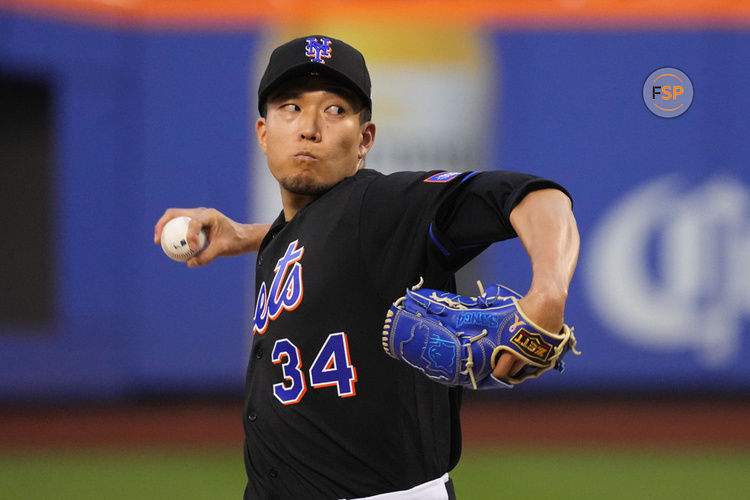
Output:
[294, 151, 317, 161]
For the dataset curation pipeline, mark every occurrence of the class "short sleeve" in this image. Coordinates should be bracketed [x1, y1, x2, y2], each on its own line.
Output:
[356, 169, 571, 299]
[357, 170, 474, 300]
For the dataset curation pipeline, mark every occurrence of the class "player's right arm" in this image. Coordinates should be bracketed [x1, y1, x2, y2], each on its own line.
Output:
[154, 207, 270, 267]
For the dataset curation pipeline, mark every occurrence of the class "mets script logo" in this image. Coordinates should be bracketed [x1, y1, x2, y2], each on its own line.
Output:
[305, 37, 332, 64]
[253, 240, 304, 335]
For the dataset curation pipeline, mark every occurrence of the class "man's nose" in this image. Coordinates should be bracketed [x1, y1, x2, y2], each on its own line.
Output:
[298, 109, 321, 142]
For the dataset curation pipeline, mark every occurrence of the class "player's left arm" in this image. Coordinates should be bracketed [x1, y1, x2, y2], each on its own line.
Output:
[492, 188, 580, 378]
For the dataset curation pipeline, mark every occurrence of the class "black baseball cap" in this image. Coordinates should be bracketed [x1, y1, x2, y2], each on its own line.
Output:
[257, 35, 372, 115]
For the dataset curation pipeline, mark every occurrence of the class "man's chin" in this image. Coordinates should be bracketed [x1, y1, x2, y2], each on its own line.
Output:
[280, 176, 333, 197]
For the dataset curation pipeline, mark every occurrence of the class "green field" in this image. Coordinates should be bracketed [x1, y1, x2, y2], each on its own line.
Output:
[1, 447, 749, 499]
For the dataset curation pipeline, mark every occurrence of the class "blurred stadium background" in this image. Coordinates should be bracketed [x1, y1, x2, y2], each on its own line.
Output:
[1, 0, 749, 498]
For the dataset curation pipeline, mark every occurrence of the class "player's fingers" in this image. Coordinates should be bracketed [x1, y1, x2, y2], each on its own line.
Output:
[154, 209, 176, 244]
[154, 208, 192, 244]
[189, 208, 228, 241]
[186, 245, 218, 268]
[492, 352, 526, 379]
[492, 352, 514, 378]
[155, 207, 212, 245]
[186, 217, 208, 251]
[510, 357, 526, 376]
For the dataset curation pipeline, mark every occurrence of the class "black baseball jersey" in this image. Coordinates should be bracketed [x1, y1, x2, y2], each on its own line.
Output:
[243, 169, 568, 499]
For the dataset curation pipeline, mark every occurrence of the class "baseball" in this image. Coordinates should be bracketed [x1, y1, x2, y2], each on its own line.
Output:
[160, 216, 207, 262]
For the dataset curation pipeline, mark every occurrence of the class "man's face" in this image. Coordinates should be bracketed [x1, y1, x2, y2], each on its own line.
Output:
[256, 77, 375, 198]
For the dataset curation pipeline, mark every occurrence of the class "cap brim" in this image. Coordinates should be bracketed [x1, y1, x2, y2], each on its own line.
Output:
[258, 62, 371, 115]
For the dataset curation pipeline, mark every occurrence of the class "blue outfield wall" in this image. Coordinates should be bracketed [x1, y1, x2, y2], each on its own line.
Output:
[486, 31, 750, 392]
[0, 11, 748, 399]
[0, 12, 260, 399]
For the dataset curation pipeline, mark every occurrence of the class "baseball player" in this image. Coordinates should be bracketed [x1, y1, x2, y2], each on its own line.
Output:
[155, 35, 579, 499]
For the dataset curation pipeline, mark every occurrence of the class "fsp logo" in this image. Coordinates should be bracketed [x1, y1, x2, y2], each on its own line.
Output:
[305, 37, 332, 64]
[643, 67, 694, 118]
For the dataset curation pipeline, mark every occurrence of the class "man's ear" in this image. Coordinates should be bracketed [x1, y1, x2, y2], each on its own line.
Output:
[358, 122, 376, 160]
[256, 117, 268, 154]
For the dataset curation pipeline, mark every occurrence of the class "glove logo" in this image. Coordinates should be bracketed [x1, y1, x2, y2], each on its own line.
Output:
[510, 329, 553, 362]
[508, 314, 526, 333]
[420, 332, 456, 379]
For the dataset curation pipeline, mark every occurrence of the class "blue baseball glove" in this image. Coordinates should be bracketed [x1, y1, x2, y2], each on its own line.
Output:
[382, 280, 579, 389]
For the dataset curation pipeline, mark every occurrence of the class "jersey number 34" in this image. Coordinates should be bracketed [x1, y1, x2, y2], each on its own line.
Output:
[271, 332, 358, 405]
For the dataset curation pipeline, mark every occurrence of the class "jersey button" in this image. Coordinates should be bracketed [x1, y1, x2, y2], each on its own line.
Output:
[248, 413, 257, 422]
[269, 469, 278, 479]
[254, 347, 263, 359]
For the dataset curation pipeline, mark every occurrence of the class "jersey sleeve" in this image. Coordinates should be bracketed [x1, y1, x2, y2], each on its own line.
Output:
[357, 169, 570, 301]
[430, 170, 571, 271]
[357, 170, 471, 300]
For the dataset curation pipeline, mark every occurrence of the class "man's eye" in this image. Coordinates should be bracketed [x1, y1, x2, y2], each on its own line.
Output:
[326, 105, 344, 115]
[281, 103, 300, 111]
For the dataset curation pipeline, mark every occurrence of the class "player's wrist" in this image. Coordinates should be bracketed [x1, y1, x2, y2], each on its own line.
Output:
[237, 223, 270, 254]
[526, 278, 569, 305]
[518, 287, 566, 333]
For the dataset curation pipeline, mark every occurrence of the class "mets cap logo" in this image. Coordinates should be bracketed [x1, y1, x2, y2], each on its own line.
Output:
[305, 37, 332, 64]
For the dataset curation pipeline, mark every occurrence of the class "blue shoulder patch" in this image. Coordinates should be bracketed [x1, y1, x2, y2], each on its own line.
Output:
[424, 171, 462, 183]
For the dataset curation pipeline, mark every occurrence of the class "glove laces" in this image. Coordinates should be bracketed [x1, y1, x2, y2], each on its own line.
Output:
[461, 329, 488, 390]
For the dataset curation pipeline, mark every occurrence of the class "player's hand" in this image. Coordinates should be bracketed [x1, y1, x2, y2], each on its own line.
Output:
[491, 288, 567, 379]
[154, 208, 269, 267]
